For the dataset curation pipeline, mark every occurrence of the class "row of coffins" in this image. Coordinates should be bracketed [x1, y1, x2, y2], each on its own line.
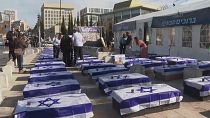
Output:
[78, 54, 210, 116]
[77, 56, 183, 117]
[14, 48, 94, 118]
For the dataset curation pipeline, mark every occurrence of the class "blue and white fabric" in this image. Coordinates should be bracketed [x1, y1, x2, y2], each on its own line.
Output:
[124, 58, 152, 68]
[30, 65, 66, 74]
[98, 73, 151, 95]
[130, 60, 166, 69]
[155, 56, 180, 62]
[29, 71, 74, 83]
[167, 58, 197, 65]
[76, 59, 105, 68]
[23, 79, 81, 98]
[82, 56, 98, 60]
[88, 67, 129, 80]
[81, 63, 116, 74]
[35, 61, 65, 67]
[184, 76, 210, 97]
[196, 61, 210, 69]
[111, 84, 183, 115]
[154, 65, 187, 75]
[14, 93, 93, 118]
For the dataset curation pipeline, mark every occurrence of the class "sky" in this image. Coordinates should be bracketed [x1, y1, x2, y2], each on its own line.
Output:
[0, 0, 203, 27]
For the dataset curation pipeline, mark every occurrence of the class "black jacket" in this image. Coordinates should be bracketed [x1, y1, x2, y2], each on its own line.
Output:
[6, 31, 16, 50]
[60, 35, 73, 52]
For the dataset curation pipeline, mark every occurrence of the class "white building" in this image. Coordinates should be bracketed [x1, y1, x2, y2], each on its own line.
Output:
[80, 7, 113, 26]
[113, 0, 210, 61]
[41, 3, 74, 30]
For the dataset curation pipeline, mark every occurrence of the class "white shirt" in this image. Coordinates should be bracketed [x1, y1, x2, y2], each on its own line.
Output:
[72, 32, 84, 47]
[53, 38, 61, 46]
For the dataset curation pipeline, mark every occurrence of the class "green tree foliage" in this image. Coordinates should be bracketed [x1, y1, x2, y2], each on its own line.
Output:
[61, 16, 67, 35]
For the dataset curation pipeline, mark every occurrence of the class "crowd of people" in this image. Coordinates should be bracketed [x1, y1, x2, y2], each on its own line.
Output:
[53, 28, 85, 67]
[5, 28, 30, 73]
[119, 32, 148, 58]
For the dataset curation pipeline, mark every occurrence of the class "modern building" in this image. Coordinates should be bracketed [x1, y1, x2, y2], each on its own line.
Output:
[100, 0, 160, 40]
[41, 3, 74, 30]
[11, 20, 29, 32]
[2, 10, 17, 21]
[113, 0, 210, 60]
[80, 7, 113, 26]
[0, 21, 10, 39]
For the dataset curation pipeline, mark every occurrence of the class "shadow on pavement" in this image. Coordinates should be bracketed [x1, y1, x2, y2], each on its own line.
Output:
[200, 110, 210, 117]
[15, 76, 29, 81]
[93, 102, 121, 118]
[0, 96, 23, 107]
[10, 84, 26, 91]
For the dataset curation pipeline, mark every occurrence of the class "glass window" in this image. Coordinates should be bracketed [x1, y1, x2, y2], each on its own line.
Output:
[156, 28, 163, 46]
[45, 10, 47, 13]
[200, 25, 210, 49]
[182, 26, 192, 48]
[169, 28, 175, 46]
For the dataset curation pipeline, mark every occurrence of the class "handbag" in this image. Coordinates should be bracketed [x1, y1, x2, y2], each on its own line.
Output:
[14, 48, 23, 55]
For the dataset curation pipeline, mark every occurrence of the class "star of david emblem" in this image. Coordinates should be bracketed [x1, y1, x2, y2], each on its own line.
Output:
[38, 98, 60, 107]
[45, 82, 61, 86]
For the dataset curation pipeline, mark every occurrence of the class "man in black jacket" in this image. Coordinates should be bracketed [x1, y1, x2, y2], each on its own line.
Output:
[6, 28, 17, 64]
[60, 34, 73, 67]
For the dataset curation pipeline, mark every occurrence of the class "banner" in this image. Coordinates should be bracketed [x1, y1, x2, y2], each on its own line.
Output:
[113, 21, 136, 32]
[151, 7, 210, 28]
[77, 27, 101, 46]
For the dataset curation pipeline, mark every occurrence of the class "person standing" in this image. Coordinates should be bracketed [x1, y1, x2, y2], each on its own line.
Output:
[60, 34, 73, 67]
[126, 32, 132, 49]
[134, 37, 148, 58]
[119, 33, 127, 54]
[72, 29, 85, 65]
[14, 34, 27, 73]
[6, 28, 17, 65]
[53, 34, 61, 58]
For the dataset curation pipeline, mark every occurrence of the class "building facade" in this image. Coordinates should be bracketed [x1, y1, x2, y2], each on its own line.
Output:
[41, 3, 74, 30]
[80, 7, 112, 26]
[100, 0, 160, 40]
[11, 20, 29, 32]
[2, 10, 17, 22]
[113, 0, 210, 61]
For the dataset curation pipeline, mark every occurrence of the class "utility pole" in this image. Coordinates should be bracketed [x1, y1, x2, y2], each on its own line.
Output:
[38, 14, 41, 48]
[60, 0, 61, 33]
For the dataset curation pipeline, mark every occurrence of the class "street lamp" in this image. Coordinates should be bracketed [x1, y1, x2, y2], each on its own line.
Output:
[60, 0, 62, 33]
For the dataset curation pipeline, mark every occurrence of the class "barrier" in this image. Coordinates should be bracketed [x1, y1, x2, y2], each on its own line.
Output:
[0, 72, 9, 88]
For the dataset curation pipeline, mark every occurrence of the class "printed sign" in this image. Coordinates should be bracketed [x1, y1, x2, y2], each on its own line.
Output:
[152, 7, 210, 28]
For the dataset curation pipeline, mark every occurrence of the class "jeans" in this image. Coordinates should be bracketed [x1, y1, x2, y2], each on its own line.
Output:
[53, 46, 60, 58]
[9, 50, 16, 61]
[74, 46, 83, 64]
[120, 44, 126, 54]
[16, 55, 23, 71]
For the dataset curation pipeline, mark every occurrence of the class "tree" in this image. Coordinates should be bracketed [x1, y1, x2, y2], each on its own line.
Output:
[70, 12, 73, 30]
[81, 16, 84, 26]
[61, 16, 67, 35]
[77, 15, 80, 26]
[86, 17, 88, 26]
[74, 18, 76, 27]
[68, 14, 71, 35]
[89, 15, 93, 26]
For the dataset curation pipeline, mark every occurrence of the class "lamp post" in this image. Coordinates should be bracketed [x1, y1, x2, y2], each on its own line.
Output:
[60, 0, 61, 33]
[38, 14, 41, 48]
